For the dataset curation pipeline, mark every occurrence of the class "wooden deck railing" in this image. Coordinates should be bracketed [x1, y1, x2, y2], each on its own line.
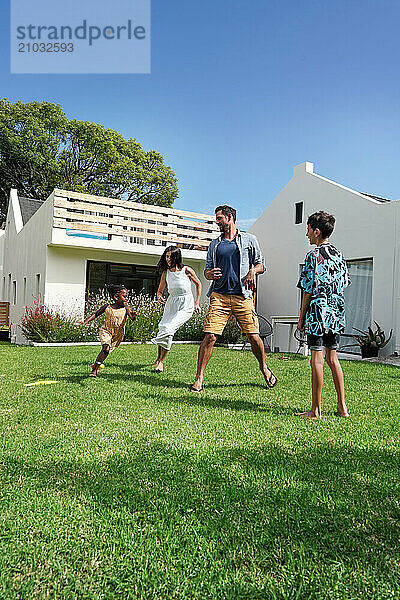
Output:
[0, 302, 9, 329]
[52, 189, 219, 251]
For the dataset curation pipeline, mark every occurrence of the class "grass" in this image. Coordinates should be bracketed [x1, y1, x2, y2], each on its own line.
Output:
[0, 343, 399, 599]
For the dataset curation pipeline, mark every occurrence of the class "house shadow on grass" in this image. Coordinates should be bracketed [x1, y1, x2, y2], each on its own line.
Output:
[2, 442, 399, 597]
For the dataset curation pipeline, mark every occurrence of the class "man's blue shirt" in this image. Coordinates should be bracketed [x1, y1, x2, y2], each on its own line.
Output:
[213, 238, 242, 294]
[205, 230, 266, 298]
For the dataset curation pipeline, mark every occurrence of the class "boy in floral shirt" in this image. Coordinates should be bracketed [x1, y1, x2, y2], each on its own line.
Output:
[296, 211, 350, 419]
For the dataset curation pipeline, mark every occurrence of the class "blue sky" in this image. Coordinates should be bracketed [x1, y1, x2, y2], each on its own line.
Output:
[2, 0, 400, 229]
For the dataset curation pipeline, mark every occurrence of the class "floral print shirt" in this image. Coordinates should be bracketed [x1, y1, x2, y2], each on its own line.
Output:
[297, 244, 350, 335]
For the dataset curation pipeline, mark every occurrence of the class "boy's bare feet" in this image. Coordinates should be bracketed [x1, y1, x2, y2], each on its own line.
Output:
[335, 410, 349, 417]
[295, 410, 321, 419]
[336, 402, 349, 417]
[154, 363, 164, 373]
[152, 360, 159, 368]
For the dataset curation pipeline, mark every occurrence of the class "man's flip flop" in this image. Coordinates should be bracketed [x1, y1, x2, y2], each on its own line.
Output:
[189, 385, 203, 392]
[266, 371, 278, 389]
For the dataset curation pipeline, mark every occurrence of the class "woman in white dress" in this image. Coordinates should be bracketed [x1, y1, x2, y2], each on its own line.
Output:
[152, 246, 202, 372]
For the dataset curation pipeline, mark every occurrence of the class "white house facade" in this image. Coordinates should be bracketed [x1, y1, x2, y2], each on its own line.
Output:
[250, 162, 400, 355]
[0, 188, 218, 344]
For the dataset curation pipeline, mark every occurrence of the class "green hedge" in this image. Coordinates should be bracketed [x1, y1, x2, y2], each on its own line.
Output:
[20, 293, 243, 344]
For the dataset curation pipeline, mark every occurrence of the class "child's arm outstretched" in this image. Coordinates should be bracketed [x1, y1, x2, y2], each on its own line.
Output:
[81, 304, 108, 325]
[123, 302, 138, 320]
[156, 271, 167, 304]
[185, 267, 202, 314]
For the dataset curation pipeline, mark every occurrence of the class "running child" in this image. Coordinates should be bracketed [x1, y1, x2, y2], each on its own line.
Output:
[152, 246, 202, 372]
[82, 284, 137, 377]
[296, 211, 350, 418]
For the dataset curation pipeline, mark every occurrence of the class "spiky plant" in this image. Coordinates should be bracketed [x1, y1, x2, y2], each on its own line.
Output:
[351, 321, 393, 349]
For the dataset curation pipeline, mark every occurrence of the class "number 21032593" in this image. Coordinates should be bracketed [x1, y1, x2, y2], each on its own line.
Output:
[18, 42, 74, 52]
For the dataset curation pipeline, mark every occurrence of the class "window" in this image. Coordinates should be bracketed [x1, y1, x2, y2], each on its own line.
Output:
[86, 261, 158, 299]
[8, 274, 11, 302]
[1, 277, 5, 300]
[23, 277, 27, 305]
[344, 259, 373, 337]
[295, 202, 303, 224]
[12, 281, 16, 305]
[35, 274, 41, 300]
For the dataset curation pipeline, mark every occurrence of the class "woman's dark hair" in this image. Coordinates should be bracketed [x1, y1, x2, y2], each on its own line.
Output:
[307, 211, 335, 239]
[157, 246, 183, 272]
[107, 283, 128, 298]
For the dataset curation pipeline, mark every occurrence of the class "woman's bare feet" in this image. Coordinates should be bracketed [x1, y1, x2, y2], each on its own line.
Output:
[154, 363, 164, 373]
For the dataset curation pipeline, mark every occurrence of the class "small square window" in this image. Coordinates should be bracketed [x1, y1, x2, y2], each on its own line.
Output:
[295, 202, 303, 224]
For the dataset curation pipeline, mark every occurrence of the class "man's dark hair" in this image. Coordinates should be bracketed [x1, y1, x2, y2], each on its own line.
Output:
[307, 211, 335, 239]
[215, 205, 236, 223]
[157, 245, 183, 272]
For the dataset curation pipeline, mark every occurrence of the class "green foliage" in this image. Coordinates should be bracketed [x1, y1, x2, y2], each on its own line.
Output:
[20, 293, 243, 345]
[0, 100, 65, 217]
[125, 294, 162, 342]
[0, 99, 178, 219]
[20, 304, 98, 343]
[174, 303, 209, 341]
[175, 307, 242, 344]
[345, 321, 393, 349]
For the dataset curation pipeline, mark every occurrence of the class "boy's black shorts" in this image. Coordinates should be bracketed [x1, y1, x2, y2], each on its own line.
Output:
[307, 331, 340, 351]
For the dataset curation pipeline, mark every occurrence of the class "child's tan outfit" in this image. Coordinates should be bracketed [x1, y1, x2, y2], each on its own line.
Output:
[99, 305, 127, 350]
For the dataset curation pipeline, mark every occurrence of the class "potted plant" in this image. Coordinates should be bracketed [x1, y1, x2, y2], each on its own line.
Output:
[345, 321, 393, 358]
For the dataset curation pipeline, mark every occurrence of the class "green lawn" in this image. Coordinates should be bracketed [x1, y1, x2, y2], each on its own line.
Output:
[0, 343, 399, 599]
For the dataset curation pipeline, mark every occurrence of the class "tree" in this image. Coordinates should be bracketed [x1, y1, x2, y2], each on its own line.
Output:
[0, 99, 178, 220]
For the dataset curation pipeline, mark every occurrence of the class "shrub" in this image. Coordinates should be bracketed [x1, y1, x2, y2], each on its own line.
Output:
[20, 292, 243, 344]
[125, 294, 162, 342]
[174, 303, 208, 342]
[20, 305, 98, 343]
[173, 305, 242, 344]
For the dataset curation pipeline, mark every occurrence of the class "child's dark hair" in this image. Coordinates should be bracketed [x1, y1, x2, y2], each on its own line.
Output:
[157, 246, 183, 272]
[215, 205, 236, 223]
[307, 211, 335, 239]
[107, 283, 128, 298]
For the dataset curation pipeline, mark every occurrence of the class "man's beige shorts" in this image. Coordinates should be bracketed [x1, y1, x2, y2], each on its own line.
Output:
[203, 292, 259, 336]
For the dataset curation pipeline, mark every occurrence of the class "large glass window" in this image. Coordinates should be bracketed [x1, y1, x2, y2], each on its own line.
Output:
[344, 259, 373, 335]
[86, 261, 158, 299]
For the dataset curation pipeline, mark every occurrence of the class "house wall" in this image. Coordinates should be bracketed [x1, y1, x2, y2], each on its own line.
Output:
[2, 189, 211, 344]
[250, 162, 400, 354]
[2, 190, 54, 343]
[0, 230, 4, 294]
[45, 245, 209, 317]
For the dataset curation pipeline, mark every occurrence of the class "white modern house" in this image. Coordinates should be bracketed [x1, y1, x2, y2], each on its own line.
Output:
[250, 162, 400, 355]
[0, 188, 218, 344]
